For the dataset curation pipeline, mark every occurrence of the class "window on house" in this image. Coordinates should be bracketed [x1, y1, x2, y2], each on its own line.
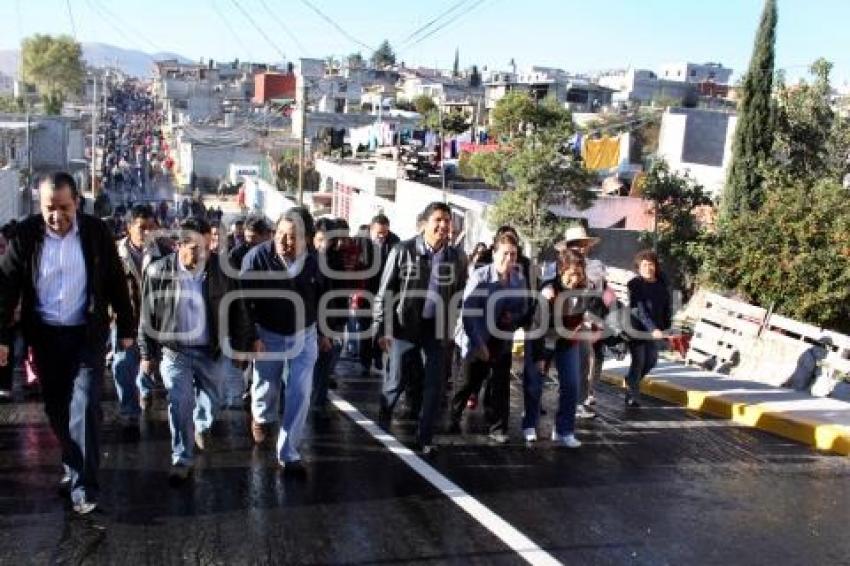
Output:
[689, 70, 697, 77]
[335, 98, 345, 113]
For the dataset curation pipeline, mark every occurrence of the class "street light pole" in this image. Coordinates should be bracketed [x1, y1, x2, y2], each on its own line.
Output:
[298, 81, 307, 205]
[91, 73, 98, 197]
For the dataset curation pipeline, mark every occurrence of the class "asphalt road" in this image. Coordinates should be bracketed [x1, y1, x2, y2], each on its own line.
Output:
[0, 356, 848, 565]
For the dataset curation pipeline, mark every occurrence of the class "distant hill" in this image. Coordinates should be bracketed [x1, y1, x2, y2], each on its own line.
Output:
[0, 42, 194, 79]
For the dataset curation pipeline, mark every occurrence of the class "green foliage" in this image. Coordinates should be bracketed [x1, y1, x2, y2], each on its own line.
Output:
[347, 52, 364, 69]
[452, 48, 460, 78]
[639, 161, 712, 295]
[424, 111, 469, 135]
[412, 95, 437, 115]
[767, 58, 850, 186]
[466, 92, 594, 252]
[275, 150, 319, 192]
[701, 180, 850, 333]
[722, 0, 777, 219]
[371, 40, 396, 68]
[489, 92, 573, 143]
[21, 34, 85, 106]
[489, 91, 537, 140]
[0, 95, 25, 113]
[42, 91, 63, 115]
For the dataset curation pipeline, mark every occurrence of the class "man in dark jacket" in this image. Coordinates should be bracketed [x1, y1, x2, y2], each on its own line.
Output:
[241, 207, 332, 473]
[0, 172, 134, 514]
[358, 214, 400, 374]
[113, 204, 168, 420]
[139, 217, 255, 483]
[373, 202, 467, 454]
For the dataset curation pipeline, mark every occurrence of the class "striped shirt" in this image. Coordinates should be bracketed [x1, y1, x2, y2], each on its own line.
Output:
[175, 260, 209, 347]
[37, 220, 87, 326]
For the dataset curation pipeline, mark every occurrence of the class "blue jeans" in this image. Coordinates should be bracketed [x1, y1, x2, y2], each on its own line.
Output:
[625, 340, 659, 397]
[521, 341, 581, 435]
[382, 332, 446, 446]
[252, 324, 319, 463]
[159, 346, 223, 466]
[521, 340, 544, 431]
[312, 338, 342, 409]
[31, 325, 105, 505]
[111, 326, 154, 418]
[553, 343, 582, 436]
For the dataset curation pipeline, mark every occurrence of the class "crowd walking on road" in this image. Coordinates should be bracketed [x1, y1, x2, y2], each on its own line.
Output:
[0, 169, 672, 514]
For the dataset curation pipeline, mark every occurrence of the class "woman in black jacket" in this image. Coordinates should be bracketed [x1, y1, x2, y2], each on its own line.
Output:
[625, 250, 672, 407]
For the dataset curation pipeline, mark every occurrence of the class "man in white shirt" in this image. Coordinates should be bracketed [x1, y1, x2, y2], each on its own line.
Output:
[0, 172, 135, 514]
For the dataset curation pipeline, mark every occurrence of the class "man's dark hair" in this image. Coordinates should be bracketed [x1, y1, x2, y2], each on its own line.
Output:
[233, 219, 245, 228]
[178, 217, 211, 243]
[130, 204, 155, 222]
[244, 215, 271, 235]
[371, 213, 390, 227]
[315, 217, 337, 234]
[39, 171, 78, 197]
[420, 201, 451, 221]
[279, 206, 315, 239]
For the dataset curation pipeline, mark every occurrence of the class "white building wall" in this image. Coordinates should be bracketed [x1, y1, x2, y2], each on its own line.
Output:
[658, 109, 738, 199]
[0, 168, 20, 225]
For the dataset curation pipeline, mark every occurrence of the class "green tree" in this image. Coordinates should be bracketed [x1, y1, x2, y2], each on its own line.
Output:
[722, 0, 777, 219]
[22, 34, 85, 114]
[347, 51, 364, 69]
[767, 58, 850, 186]
[465, 92, 595, 253]
[452, 48, 460, 77]
[701, 179, 850, 333]
[0, 95, 25, 113]
[371, 40, 396, 68]
[411, 94, 437, 115]
[423, 110, 469, 135]
[639, 161, 712, 296]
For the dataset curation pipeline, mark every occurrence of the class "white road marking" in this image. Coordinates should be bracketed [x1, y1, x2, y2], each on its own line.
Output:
[329, 392, 562, 566]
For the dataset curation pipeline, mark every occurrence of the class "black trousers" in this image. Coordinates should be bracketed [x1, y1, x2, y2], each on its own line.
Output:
[451, 339, 512, 434]
[30, 324, 105, 504]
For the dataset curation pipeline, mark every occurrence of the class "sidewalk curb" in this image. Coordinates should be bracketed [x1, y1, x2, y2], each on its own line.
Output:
[600, 371, 850, 456]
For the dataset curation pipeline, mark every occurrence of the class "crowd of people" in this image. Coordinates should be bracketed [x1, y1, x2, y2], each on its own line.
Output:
[0, 171, 671, 515]
[99, 83, 170, 202]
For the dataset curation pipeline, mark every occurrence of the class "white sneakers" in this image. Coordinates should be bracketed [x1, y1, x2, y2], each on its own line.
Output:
[551, 430, 582, 448]
[575, 405, 597, 419]
[525, 427, 581, 448]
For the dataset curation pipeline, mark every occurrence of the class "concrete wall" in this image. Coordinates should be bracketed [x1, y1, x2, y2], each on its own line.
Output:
[590, 228, 645, 271]
[0, 168, 20, 225]
[658, 107, 738, 199]
[316, 159, 494, 250]
[191, 145, 264, 184]
[31, 118, 69, 170]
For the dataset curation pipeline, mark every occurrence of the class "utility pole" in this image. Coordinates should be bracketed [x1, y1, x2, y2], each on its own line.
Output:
[439, 103, 446, 200]
[91, 73, 99, 197]
[298, 80, 306, 205]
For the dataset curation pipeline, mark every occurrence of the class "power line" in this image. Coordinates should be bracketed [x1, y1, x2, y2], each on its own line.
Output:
[298, 0, 375, 53]
[258, 0, 307, 55]
[83, 0, 146, 55]
[210, 0, 255, 61]
[402, 0, 492, 54]
[400, 0, 471, 46]
[65, 0, 78, 40]
[228, 0, 286, 62]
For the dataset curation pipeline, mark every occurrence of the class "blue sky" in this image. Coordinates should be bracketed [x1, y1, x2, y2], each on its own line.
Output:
[2, 0, 848, 83]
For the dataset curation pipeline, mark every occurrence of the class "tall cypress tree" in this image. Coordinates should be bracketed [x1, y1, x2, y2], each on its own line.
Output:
[453, 48, 460, 77]
[722, 0, 777, 219]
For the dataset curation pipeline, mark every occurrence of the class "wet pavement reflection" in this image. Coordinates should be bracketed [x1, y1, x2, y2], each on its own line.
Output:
[0, 358, 848, 565]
